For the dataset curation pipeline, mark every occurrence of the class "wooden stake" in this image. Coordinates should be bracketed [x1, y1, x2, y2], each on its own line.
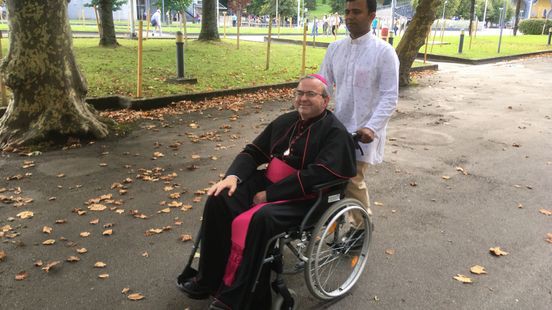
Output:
[301, 23, 307, 76]
[137, 21, 143, 97]
[266, 16, 272, 70]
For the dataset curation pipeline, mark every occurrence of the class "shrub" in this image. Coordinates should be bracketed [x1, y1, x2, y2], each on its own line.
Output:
[518, 19, 552, 35]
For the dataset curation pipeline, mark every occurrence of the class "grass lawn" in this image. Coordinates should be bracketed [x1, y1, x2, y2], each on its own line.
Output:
[284, 33, 552, 59]
[0, 38, 327, 98]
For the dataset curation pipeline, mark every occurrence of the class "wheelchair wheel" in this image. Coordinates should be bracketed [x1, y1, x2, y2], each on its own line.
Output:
[271, 289, 298, 310]
[304, 198, 372, 300]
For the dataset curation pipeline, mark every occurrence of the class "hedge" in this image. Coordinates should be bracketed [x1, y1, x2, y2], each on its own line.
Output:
[518, 19, 552, 35]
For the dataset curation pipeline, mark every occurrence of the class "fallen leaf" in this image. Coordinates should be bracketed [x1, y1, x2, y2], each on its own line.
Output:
[99, 163, 108, 167]
[489, 247, 509, 256]
[42, 226, 53, 234]
[517, 203, 524, 209]
[470, 265, 487, 274]
[90, 218, 99, 225]
[34, 260, 43, 267]
[385, 249, 395, 255]
[103, 229, 113, 236]
[0, 250, 6, 261]
[453, 274, 473, 283]
[80, 232, 91, 238]
[89, 204, 107, 211]
[374, 201, 384, 206]
[181, 205, 193, 211]
[538, 208, 552, 216]
[153, 152, 165, 158]
[66, 256, 81, 262]
[191, 154, 201, 160]
[169, 192, 181, 199]
[98, 273, 109, 279]
[17, 211, 34, 219]
[142, 251, 149, 257]
[127, 293, 145, 301]
[163, 186, 174, 192]
[76, 248, 88, 254]
[442, 176, 451, 180]
[42, 239, 56, 245]
[122, 287, 130, 294]
[192, 196, 202, 203]
[409, 181, 417, 187]
[48, 197, 56, 201]
[42, 261, 60, 272]
[94, 261, 107, 268]
[57, 173, 65, 178]
[179, 234, 193, 242]
[545, 233, 552, 244]
[55, 219, 67, 224]
[158, 208, 171, 214]
[115, 209, 125, 214]
[15, 271, 28, 281]
[167, 201, 183, 208]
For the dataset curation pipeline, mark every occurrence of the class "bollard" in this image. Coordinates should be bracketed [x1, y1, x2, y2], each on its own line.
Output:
[458, 30, 465, 54]
[176, 31, 185, 78]
[548, 28, 552, 46]
[388, 31, 394, 46]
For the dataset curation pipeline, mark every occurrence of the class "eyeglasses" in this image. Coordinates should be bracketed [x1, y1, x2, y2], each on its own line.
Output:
[294, 90, 324, 98]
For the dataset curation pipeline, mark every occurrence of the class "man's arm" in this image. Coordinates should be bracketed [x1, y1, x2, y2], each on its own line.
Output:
[363, 46, 399, 136]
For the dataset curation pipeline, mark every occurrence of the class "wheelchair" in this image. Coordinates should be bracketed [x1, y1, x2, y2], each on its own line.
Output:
[179, 179, 373, 310]
[256, 179, 373, 310]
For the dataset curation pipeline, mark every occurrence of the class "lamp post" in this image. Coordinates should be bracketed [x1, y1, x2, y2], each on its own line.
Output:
[431, 0, 447, 52]
[297, 0, 300, 28]
[439, 0, 448, 44]
[497, 5, 505, 53]
[482, 0, 489, 27]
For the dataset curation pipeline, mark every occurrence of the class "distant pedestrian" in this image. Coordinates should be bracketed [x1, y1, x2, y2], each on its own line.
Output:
[232, 14, 237, 27]
[311, 17, 319, 36]
[322, 15, 329, 35]
[151, 9, 162, 36]
[371, 17, 377, 35]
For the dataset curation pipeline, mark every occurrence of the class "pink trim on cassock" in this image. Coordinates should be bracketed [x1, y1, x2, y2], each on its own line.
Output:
[222, 158, 298, 287]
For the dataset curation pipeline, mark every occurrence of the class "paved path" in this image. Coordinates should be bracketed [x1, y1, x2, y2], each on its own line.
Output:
[1, 56, 551, 309]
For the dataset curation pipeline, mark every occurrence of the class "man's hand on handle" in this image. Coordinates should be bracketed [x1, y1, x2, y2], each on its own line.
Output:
[356, 128, 375, 144]
[207, 175, 239, 197]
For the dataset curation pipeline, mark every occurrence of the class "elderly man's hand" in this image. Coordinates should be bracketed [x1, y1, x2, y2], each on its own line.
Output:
[356, 127, 375, 144]
[207, 175, 239, 197]
[253, 191, 267, 205]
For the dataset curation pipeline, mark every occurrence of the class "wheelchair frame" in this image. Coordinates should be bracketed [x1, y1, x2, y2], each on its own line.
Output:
[252, 179, 373, 309]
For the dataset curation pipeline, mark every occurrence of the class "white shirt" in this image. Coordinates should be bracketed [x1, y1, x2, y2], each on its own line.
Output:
[320, 32, 399, 164]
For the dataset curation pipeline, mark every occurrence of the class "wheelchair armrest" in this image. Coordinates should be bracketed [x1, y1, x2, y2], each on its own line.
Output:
[299, 179, 349, 235]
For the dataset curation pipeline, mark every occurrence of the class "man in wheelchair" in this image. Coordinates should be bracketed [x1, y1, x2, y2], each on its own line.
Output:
[177, 75, 361, 309]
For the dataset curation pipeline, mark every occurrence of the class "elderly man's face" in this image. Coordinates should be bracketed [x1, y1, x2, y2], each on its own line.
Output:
[294, 78, 329, 120]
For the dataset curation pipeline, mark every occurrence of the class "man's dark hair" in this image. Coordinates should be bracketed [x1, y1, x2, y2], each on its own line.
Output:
[346, 0, 377, 13]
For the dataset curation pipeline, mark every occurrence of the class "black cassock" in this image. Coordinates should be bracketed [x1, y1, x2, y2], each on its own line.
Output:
[180, 110, 356, 309]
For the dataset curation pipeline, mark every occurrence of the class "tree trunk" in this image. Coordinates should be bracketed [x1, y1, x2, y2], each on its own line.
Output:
[98, 0, 120, 47]
[0, 0, 109, 149]
[513, 0, 522, 36]
[198, 0, 220, 40]
[395, 0, 441, 87]
[468, 0, 475, 36]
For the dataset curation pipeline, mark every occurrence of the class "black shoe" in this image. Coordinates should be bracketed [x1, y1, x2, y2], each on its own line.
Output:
[176, 277, 210, 300]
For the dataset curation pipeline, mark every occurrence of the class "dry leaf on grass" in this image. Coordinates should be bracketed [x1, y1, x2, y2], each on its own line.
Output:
[470, 265, 487, 274]
[94, 261, 107, 268]
[453, 274, 473, 283]
[489, 247, 509, 256]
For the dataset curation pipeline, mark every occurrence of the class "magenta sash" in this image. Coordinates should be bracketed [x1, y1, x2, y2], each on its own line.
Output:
[222, 158, 297, 286]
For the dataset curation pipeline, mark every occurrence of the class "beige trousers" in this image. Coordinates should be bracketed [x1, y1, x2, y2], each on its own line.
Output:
[345, 161, 372, 226]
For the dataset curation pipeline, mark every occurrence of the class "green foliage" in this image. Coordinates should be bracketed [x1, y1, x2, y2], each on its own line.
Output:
[255, 0, 297, 17]
[518, 19, 552, 35]
[306, 0, 317, 11]
[329, 0, 345, 14]
[154, 0, 194, 12]
[85, 0, 127, 11]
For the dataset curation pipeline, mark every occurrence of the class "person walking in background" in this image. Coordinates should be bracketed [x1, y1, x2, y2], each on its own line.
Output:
[319, 0, 399, 228]
[151, 9, 162, 36]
